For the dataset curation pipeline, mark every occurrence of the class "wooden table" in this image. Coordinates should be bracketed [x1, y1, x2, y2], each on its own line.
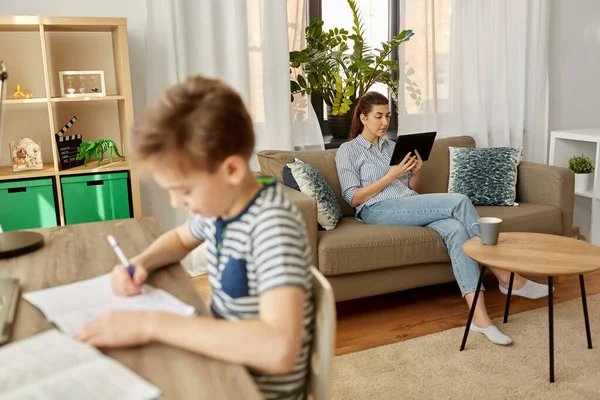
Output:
[0, 217, 262, 400]
[461, 232, 600, 383]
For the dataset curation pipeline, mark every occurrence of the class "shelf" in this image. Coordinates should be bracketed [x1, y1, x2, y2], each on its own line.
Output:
[4, 98, 48, 104]
[0, 165, 56, 181]
[42, 17, 126, 32]
[575, 190, 594, 198]
[0, 16, 40, 31]
[59, 159, 130, 176]
[50, 95, 124, 103]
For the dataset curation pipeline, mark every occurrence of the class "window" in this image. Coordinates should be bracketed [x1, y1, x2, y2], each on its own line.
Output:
[322, 0, 390, 101]
[309, 0, 453, 138]
[309, 0, 395, 135]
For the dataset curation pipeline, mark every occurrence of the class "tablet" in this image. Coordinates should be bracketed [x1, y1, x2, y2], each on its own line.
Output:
[389, 131, 437, 166]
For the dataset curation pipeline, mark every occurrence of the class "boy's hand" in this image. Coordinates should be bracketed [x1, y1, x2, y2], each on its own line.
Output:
[110, 264, 148, 296]
[75, 311, 157, 347]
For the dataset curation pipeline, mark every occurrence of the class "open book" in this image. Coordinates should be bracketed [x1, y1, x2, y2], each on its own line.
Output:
[0, 329, 161, 400]
[23, 274, 196, 337]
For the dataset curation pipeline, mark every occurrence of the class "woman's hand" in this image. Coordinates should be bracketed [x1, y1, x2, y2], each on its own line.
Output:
[110, 263, 149, 297]
[75, 311, 157, 348]
[411, 150, 423, 175]
[386, 152, 417, 180]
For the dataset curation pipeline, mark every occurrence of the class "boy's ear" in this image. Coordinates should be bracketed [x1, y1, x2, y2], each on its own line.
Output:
[221, 155, 248, 185]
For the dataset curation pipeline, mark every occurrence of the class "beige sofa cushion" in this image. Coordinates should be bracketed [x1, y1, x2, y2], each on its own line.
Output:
[318, 203, 562, 276]
[476, 203, 562, 235]
[257, 149, 356, 217]
[419, 136, 475, 194]
[317, 217, 450, 276]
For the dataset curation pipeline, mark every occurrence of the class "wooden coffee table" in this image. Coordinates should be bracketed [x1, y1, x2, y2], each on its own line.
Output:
[460, 232, 600, 383]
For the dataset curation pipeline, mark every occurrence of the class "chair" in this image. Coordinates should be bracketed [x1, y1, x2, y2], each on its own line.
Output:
[306, 266, 336, 400]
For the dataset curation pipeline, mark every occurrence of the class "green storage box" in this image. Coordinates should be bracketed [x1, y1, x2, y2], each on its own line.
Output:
[0, 178, 59, 231]
[61, 172, 131, 225]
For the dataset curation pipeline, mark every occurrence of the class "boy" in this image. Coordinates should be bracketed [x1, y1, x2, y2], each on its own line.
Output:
[75, 76, 314, 400]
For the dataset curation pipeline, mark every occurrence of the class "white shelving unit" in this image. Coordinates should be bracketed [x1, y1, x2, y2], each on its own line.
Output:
[549, 129, 600, 245]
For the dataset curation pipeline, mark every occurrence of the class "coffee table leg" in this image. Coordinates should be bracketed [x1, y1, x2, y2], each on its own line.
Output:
[579, 274, 593, 349]
[548, 276, 554, 383]
[460, 265, 486, 351]
[503, 272, 515, 323]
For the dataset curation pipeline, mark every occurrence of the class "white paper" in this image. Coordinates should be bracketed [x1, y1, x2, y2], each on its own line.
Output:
[0, 330, 160, 400]
[23, 274, 196, 336]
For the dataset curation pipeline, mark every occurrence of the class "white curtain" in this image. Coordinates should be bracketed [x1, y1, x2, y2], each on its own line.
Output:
[397, 0, 550, 163]
[145, 0, 324, 160]
[144, 0, 322, 276]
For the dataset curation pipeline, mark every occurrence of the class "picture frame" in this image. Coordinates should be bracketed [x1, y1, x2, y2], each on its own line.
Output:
[59, 70, 106, 98]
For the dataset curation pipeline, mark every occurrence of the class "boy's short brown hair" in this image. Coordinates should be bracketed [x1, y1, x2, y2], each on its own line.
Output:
[131, 75, 255, 173]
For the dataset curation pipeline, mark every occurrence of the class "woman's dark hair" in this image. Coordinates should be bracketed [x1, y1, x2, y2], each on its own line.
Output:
[349, 92, 390, 139]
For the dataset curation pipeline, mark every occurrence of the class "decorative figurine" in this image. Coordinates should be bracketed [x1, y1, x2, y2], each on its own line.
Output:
[76, 139, 125, 167]
[12, 84, 25, 99]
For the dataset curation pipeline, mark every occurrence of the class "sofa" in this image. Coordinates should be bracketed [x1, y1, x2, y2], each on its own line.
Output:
[257, 136, 575, 302]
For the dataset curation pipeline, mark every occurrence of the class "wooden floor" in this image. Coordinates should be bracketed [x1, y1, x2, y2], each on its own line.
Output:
[191, 270, 600, 356]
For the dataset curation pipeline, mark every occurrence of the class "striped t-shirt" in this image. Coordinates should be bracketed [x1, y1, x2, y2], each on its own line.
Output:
[335, 134, 418, 217]
[189, 181, 314, 400]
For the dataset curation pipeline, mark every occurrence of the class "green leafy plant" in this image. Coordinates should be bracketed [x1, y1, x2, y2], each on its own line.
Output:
[76, 139, 124, 167]
[568, 154, 594, 174]
[289, 0, 414, 115]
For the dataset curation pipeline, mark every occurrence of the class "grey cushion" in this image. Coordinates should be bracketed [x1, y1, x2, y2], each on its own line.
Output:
[448, 146, 522, 205]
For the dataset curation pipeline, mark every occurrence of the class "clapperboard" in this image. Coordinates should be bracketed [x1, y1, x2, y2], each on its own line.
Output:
[55, 116, 85, 170]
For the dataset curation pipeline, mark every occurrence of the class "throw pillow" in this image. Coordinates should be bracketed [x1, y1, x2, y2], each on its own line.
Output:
[282, 166, 326, 231]
[448, 146, 522, 206]
[286, 158, 342, 230]
[282, 165, 301, 192]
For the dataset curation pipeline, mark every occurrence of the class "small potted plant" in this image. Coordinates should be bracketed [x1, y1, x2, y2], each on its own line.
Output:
[568, 154, 595, 192]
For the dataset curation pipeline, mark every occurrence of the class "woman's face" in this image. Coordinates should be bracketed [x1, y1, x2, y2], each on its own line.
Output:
[360, 104, 391, 137]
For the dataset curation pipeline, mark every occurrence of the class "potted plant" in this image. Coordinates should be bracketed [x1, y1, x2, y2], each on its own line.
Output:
[289, 0, 414, 139]
[568, 154, 595, 192]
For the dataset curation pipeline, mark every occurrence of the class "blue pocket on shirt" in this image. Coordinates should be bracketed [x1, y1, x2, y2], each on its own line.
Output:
[221, 258, 250, 298]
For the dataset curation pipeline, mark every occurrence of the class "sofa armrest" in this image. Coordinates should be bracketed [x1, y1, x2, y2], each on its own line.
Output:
[517, 161, 574, 236]
[281, 185, 319, 267]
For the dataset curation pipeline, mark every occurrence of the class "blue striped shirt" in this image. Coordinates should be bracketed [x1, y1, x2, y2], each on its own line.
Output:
[335, 134, 418, 217]
[189, 182, 313, 400]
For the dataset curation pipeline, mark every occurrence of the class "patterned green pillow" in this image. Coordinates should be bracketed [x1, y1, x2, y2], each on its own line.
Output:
[287, 158, 342, 230]
[448, 146, 522, 206]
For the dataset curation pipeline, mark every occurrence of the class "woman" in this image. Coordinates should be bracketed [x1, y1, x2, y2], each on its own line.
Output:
[335, 92, 549, 345]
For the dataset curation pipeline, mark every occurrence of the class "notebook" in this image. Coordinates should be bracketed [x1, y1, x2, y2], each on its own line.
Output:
[0, 329, 160, 400]
[23, 274, 196, 337]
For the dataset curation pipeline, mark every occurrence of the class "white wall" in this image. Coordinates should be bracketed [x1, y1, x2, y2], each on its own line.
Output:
[549, 0, 600, 131]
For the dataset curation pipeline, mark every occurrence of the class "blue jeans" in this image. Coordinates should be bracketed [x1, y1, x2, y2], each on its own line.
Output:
[359, 193, 482, 296]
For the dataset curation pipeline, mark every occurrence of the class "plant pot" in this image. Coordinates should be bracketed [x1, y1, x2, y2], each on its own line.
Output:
[326, 105, 355, 140]
[574, 172, 593, 192]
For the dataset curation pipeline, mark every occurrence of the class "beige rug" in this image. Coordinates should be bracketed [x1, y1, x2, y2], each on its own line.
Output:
[333, 294, 600, 399]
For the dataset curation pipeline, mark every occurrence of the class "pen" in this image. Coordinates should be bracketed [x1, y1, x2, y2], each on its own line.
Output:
[107, 235, 135, 277]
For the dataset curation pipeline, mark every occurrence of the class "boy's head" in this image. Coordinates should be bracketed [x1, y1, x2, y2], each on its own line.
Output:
[131, 75, 255, 217]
